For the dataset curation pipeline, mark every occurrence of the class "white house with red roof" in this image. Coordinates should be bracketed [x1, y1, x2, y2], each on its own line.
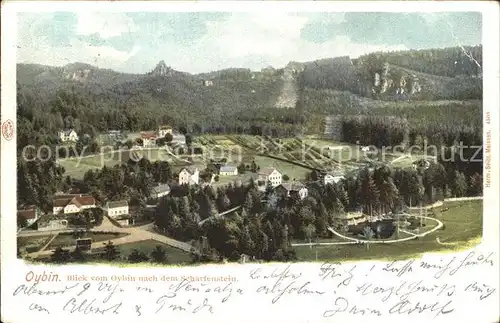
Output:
[141, 131, 157, 147]
[53, 194, 96, 214]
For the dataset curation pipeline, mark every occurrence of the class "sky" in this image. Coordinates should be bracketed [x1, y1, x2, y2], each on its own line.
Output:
[16, 12, 482, 74]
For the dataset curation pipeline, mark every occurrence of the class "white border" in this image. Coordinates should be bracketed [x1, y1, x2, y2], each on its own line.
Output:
[2, 2, 499, 323]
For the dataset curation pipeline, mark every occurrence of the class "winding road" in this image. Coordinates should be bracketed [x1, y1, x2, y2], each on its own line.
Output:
[291, 212, 444, 247]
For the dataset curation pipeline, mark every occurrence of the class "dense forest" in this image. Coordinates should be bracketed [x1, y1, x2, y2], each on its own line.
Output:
[16, 45, 482, 141]
[17, 45, 483, 212]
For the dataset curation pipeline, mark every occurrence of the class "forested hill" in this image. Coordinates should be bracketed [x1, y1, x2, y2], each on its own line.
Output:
[16, 45, 482, 137]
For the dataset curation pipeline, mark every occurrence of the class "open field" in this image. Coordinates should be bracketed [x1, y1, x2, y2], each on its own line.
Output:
[253, 155, 311, 181]
[47, 232, 130, 250]
[93, 239, 192, 264]
[294, 200, 482, 261]
[58, 148, 184, 179]
[213, 172, 258, 188]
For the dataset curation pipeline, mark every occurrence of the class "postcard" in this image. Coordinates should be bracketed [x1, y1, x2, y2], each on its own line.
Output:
[1, 1, 499, 323]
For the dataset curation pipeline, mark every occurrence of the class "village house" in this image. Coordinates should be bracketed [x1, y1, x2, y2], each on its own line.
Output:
[150, 184, 171, 199]
[52, 194, 96, 215]
[108, 130, 121, 136]
[17, 206, 40, 227]
[203, 80, 214, 86]
[158, 125, 173, 138]
[258, 167, 282, 187]
[106, 200, 129, 218]
[141, 132, 157, 147]
[322, 172, 345, 185]
[179, 166, 200, 185]
[58, 129, 79, 142]
[219, 165, 238, 176]
[276, 181, 309, 200]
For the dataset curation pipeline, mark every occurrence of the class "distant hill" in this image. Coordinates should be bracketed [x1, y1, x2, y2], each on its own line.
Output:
[16, 45, 482, 137]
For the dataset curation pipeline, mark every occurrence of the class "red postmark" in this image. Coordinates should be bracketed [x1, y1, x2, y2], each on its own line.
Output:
[2, 119, 14, 141]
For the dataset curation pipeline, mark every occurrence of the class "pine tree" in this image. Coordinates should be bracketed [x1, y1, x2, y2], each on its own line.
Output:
[468, 172, 482, 196]
[51, 247, 71, 263]
[71, 246, 86, 262]
[150, 245, 168, 263]
[451, 171, 468, 197]
[239, 226, 255, 256]
[128, 249, 149, 263]
[102, 241, 120, 261]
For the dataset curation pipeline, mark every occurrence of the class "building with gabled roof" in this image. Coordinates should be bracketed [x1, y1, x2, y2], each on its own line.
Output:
[150, 184, 171, 199]
[179, 166, 199, 185]
[53, 194, 96, 214]
[158, 125, 173, 138]
[141, 131, 157, 147]
[258, 167, 282, 187]
[106, 200, 129, 218]
[58, 129, 78, 142]
[219, 165, 238, 176]
[17, 205, 40, 227]
[277, 181, 308, 200]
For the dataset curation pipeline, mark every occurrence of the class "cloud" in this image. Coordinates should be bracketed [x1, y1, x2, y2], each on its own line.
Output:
[16, 12, 481, 74]
[143, 13, 407, 73]
[76, 12, 137, 39]
[339, 12, 481, 48]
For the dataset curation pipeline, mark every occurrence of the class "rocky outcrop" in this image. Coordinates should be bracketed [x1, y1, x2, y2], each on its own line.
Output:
[274, 62, 304, 108]
[149, 60, 172, 77]
[65, 69, 91, 82]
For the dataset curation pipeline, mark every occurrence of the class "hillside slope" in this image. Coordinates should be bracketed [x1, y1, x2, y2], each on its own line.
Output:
[16, 45, 482, 137]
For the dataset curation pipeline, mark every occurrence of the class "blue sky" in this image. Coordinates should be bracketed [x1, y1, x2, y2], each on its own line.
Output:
[17, 12, 482, 74]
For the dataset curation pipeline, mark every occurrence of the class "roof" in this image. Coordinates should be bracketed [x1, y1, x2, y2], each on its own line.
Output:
[141, 132, 157, 140]
[54, 195, 96, 208]
[220, 165, 237, 173]
[17, 207, 37, 219]
[60, 129, 76, 136]
[151, 184, 171, 194]
[259, 167, 280, 176]
[107, 200, 129, 209]
[180, 166, 198, 175]
[159, 125, 172, 130]
[280, 181, 306, 192]
[325, 172, 345, 178]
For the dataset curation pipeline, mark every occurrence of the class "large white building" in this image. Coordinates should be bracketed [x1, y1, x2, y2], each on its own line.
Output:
[58, 129, 78, 142]
[219, 165, 238, 176]
[258, 167, 282, 187]
[178, 167, 199, 185]
[52, 194, 96, 214]
[106, 200, 129, 218]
